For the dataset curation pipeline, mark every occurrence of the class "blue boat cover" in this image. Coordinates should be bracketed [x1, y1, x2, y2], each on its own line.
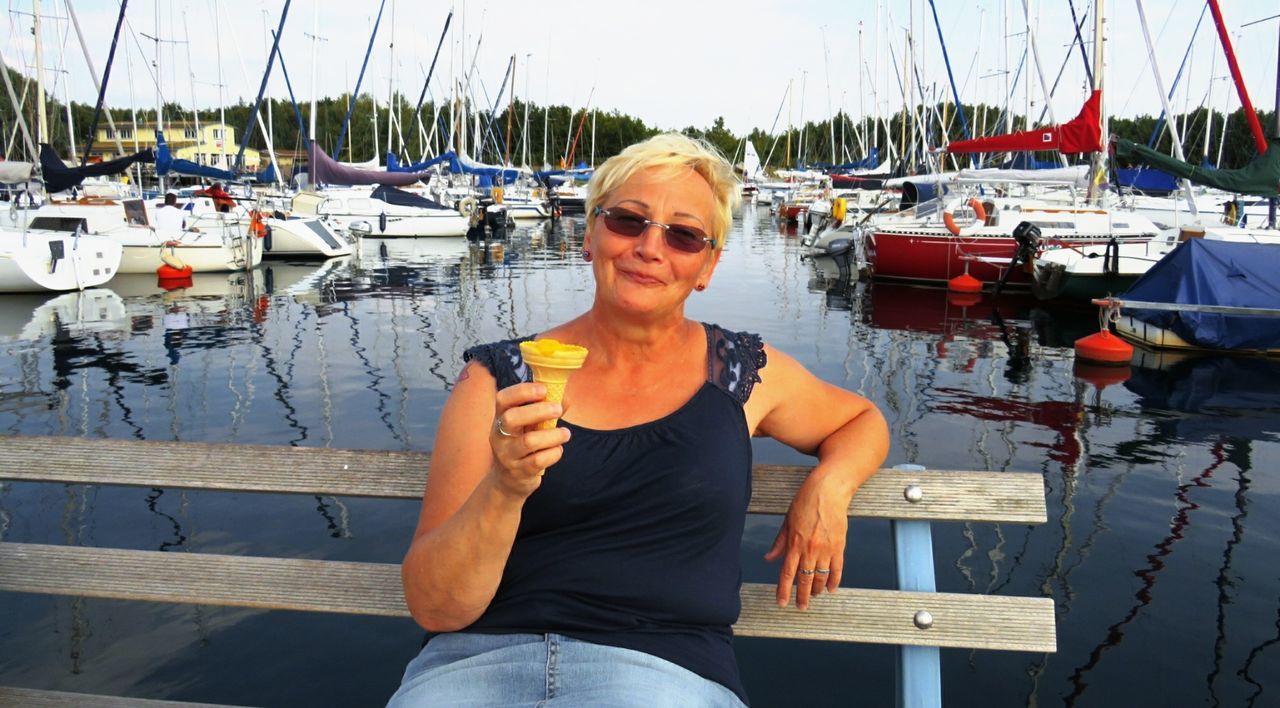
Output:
[154, 131, 275, 183]
[999, 153, 1060, 170]
[1122, 238, 1280, 350]
[1115, 167, 1178, 195]
[369, 184, 452, 210]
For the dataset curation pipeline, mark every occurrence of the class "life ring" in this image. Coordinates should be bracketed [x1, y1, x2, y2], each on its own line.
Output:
[942, 198, 988, 236]
[457, 197, 478, 218]
[831, 197, 847, 222]
[249, 210, 268, 238]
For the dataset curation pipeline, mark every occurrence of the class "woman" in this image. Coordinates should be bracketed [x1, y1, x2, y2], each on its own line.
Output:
[392, 133, 889, 707]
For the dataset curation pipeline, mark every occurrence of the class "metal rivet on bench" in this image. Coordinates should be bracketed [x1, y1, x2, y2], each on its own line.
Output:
[904, 484, 923, 503]
[913, 610, 934, 629]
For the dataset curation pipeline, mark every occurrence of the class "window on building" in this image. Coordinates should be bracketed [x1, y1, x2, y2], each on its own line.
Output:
[104, 128, 115, 139]
[184, 127, 198, 140]
[212, 128, 225, 140]
[119, 127, 133, 140]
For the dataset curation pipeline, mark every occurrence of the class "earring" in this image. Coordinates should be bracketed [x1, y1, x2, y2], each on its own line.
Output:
[695, 283, 706, 292]
[582, 249, 593, 262]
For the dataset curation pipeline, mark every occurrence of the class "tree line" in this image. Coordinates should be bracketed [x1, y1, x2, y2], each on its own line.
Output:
[3, 65, 1274, 174]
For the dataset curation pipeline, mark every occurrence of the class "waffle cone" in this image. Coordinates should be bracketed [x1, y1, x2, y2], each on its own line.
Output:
[519, 339, 589, 430]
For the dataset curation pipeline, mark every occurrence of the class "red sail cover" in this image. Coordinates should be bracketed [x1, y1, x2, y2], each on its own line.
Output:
[945, 90, 1102, 155]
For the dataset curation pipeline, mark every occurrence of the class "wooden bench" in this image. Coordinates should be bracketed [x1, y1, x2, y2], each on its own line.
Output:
[0, 435, 1055, 707]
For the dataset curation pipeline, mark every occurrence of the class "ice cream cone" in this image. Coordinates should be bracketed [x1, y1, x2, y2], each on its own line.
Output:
[519, 339, 589, 430]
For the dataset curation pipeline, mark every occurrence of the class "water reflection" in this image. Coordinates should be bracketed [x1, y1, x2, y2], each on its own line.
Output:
[1126, 354, 1280, 443]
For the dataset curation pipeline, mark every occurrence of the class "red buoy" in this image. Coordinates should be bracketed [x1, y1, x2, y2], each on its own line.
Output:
[948, 272, 983, 293]
[1073, 329, 1133, 365]
[158, 275, 194, 291]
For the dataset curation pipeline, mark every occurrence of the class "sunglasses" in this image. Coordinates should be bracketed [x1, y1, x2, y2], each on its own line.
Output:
[593, 206, 715, 254]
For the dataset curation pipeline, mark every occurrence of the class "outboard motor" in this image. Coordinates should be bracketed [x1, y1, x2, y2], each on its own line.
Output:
[992, 221, 1042, 297]
[824, 238, 854, 282]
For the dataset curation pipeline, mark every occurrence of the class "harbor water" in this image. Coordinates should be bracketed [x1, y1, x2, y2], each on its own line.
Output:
[1, 206, 1278, 706]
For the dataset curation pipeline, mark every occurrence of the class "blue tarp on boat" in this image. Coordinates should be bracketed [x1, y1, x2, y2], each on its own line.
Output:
[1115, 167, 1179, 196]
[154, 131, 275, 183]
[1121, 238, 1280, 350]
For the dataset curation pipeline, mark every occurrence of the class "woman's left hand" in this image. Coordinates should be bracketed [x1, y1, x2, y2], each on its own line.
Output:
[764, 470, 851, 610]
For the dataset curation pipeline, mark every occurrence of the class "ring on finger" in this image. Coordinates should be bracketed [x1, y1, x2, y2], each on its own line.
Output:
[798, 568, 815, 576]
[494, 418, 516, 437]
[815, 568, 830, 575]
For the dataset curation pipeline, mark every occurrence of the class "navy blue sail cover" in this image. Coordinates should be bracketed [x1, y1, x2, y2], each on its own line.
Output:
[1121, 238, 1280, 350]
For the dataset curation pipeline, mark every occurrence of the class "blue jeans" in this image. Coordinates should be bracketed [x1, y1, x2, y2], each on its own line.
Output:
[387, 632, 746, 707]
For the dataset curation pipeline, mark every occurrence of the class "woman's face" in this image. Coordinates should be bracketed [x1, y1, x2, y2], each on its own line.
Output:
[585, 166, 721, 320]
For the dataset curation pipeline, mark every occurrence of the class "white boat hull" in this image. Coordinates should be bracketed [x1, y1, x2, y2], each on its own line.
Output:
[263, 217, 355, 257]
[118, 232, 263, 274]
[323, 212, 468, 237]
[0, 230, 122, 292]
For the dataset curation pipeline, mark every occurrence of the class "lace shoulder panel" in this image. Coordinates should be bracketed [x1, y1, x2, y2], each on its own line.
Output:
[706, 323, 768, 405]
[463, 336, 534, 389]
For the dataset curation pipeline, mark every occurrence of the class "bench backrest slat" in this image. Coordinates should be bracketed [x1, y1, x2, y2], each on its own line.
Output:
[0, 436, 1045, 524]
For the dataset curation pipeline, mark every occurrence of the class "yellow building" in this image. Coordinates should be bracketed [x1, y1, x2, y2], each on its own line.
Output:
[88, 122, 262, 170]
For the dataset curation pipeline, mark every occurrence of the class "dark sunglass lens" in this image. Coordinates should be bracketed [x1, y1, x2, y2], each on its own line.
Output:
[604, 210, 648, 236]
[666, 226, 708, 253]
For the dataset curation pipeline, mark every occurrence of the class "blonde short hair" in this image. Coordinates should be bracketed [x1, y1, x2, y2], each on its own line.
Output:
[585, 133, 742, 249]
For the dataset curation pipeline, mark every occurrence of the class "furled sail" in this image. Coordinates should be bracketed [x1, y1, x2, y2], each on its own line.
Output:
[1113, 138, 1280, 198]
[944, 90, 1103, 155]
[39, 143, 154, 194]
[0, 161, 34, 184]
[154, 132, 276, 183]
[388, 151, 524, 183]
[308, 142, 429, 187]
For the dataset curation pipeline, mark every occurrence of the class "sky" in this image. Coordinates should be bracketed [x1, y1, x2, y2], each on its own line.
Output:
[4, 0, 1279, 149]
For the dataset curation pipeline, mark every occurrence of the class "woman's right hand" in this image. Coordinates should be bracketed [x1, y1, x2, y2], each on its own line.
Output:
[489, 382, 571, 496]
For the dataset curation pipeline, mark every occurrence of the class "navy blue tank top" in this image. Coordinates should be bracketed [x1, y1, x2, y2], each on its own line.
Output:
[460, 322, 766, 704]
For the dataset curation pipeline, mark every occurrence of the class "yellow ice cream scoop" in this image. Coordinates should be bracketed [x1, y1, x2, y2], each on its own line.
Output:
[519, 339, 589, 430]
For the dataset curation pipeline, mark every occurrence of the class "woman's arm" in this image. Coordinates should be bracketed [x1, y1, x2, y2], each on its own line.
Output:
[749, 344, 890, 611]
[400, 362, 570, 631]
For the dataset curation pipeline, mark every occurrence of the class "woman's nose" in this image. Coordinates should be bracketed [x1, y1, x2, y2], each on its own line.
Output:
[633, 223, 666, 259]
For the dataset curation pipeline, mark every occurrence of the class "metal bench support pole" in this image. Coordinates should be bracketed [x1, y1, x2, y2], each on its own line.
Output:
[892, 464, 941, 708]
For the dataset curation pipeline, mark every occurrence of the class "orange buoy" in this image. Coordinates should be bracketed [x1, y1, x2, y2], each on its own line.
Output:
[1072, 360, 1131, 387]
[948, 272, 983, 293]
[1073, 329, 1133, 365]
[157, 263, 194, 280]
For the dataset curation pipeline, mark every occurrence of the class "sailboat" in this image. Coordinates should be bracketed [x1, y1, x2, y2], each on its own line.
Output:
[1031, 0, 1280, 302]
[741, 140, 763, 199]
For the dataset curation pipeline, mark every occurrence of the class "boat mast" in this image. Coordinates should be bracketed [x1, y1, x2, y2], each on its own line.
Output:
[307, 2, 323, 142]
[522, 52, 530, 168]
[1087, 0, 1105, 205]
[67, 0, 128, 165]
[1134, 0, 1198, 218]
[34, 0, 48, 147]
[822, 27, 835, 164]
[1207, 0, 1267, 155]
[386, 0, 396, 159]
[215, 0, 227, 169]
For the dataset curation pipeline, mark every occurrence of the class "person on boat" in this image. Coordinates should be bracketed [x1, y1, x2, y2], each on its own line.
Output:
[392, 133, 889, 707]
[154, 192, 196, 240]
[194, 182, 235, 212]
